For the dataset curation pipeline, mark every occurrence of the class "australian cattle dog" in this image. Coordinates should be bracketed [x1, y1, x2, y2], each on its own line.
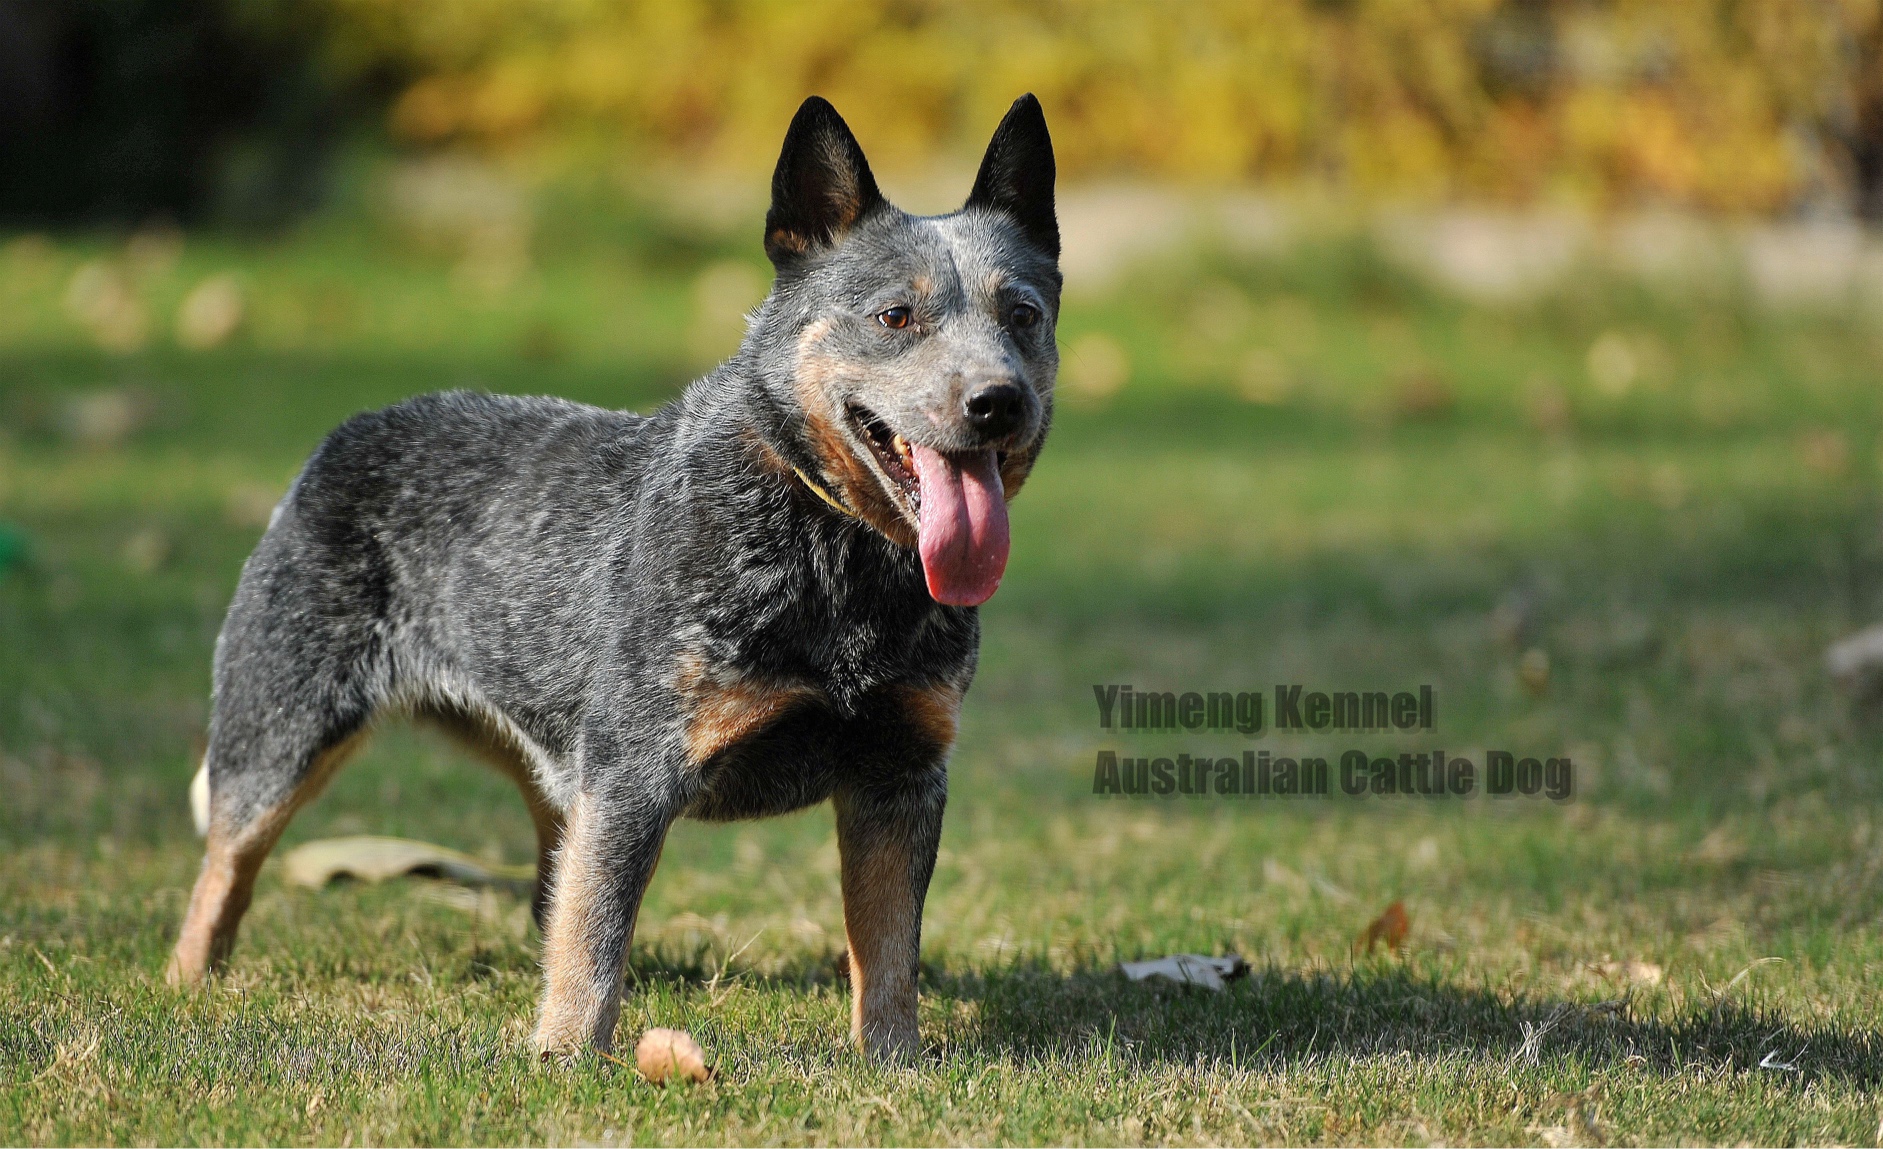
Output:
[168, 94, 1061, 1060]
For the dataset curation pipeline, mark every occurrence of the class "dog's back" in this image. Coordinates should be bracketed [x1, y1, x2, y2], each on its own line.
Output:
[230, 390, 642, 769]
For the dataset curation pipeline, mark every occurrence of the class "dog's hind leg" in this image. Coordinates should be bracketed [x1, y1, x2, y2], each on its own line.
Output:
[167, 598, 383, 986]
[167, 724, 368, 986]
[423, 706, 567, 931]
[488, 756, 566, 933]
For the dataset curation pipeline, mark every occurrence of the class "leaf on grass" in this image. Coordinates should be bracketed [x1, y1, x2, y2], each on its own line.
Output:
[1354, 900, 1410, 955]
[281, 836, 534, 896]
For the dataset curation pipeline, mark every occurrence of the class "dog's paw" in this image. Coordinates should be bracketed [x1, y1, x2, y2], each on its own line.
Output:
[162, 952, 205, 989]
[855, 1018, 922, 1062]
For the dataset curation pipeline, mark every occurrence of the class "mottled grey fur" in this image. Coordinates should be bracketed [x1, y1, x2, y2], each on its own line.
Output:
[167, 95, 1060, 1060]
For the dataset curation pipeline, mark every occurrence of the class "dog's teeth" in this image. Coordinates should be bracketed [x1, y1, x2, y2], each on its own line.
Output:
[891, 434, 911, 462]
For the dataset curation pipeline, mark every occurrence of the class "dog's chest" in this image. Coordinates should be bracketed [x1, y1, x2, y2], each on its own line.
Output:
[663, 545, 975, 787]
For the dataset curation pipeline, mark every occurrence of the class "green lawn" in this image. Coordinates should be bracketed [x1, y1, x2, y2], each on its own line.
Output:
[5, 214, 1883, 1144]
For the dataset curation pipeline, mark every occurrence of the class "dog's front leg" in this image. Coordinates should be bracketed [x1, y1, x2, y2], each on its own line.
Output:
[532, 784, 673, 1057]
[833, 768, 946, 1059]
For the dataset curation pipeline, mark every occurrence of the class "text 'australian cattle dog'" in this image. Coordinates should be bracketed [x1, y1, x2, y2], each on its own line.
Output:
[166, 95, 1060, 1059]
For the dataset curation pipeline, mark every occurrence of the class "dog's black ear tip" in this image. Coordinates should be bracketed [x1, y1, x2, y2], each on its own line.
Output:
[777, 96, 852, 155]
[1002, 94, 1050, 139]
[788, 95, 842, 129]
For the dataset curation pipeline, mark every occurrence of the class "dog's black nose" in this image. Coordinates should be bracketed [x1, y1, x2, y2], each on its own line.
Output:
[964, 382, 1027, 439]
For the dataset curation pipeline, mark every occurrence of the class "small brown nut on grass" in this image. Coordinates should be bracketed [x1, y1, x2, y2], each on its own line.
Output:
[634, 1027, 711, 1084]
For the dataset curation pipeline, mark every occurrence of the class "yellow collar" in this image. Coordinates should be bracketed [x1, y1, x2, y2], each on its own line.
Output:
[791, 466, 859, 520]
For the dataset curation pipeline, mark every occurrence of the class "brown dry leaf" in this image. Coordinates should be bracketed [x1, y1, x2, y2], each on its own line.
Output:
[280, 835, 534, 896]
[1354, 900, 1410, 955]
[634, 1027, 711, 1084]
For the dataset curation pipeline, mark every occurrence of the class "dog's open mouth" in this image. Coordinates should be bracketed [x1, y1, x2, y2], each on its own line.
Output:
[849, 404, 921, 516]
[845, 403, 1011, 607]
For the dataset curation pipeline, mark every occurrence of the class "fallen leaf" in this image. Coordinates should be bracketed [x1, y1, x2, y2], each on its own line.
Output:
[280, 835, 533, 895]
[1354, 900, 1410, 955]
[634, 1027, 711, 1084]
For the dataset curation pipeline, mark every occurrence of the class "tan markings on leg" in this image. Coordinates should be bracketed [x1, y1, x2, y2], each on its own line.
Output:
[532, 793, 636, 1055]
[166, 832, 246, 986]
[896, 682, 964, 753]
[674, 652, 822, 767]
[836, 822, 923, 1058]
[167, 734, 363, 987]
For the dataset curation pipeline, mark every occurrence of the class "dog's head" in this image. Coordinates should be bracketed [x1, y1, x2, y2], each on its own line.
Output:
[752, 95, 1059, 608]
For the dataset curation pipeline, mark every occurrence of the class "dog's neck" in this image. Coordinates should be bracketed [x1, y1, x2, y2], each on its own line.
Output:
[676, 363, 895, 540]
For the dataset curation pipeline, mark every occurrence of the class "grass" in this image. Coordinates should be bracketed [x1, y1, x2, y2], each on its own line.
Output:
[6, 206, 1883, 1144]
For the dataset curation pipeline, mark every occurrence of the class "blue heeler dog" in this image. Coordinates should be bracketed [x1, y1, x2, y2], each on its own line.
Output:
[167, 94, 1060, 1060]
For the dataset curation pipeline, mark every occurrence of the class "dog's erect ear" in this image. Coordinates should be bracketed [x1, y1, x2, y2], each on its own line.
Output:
[966, 94, 1058, 261]
[764, 97, 885, 266]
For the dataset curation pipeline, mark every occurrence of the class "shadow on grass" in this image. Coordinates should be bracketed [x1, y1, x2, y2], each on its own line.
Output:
[938, 962, 1883, 1086]
[614, 949, 1882, 1085]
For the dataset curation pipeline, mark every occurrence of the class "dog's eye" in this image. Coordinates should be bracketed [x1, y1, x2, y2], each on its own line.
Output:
[1009, 303, 1040, 330]
[877, 307, 913, 330]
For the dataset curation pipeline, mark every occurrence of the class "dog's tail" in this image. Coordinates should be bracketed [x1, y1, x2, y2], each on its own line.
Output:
[189, 761, 210, 837]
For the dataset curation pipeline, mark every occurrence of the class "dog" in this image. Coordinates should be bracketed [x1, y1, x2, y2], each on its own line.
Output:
[166, 94, 1060, 1060]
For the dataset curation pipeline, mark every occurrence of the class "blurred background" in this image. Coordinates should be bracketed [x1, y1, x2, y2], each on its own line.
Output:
[6, 0, 1883, 222]
[7, 0, 1883, 841]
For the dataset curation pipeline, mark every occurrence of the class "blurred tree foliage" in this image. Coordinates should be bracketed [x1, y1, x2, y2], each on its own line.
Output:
[0, 0, 376, 226]
[4, 0, 1883, 224]
[307, 0, 1883, 216]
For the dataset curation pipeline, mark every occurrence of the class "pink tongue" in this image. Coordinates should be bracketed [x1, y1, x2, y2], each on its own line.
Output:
[911, 444, 1009, 606]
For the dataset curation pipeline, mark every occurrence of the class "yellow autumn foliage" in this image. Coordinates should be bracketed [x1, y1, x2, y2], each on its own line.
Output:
[299, 0, 1882, 212]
